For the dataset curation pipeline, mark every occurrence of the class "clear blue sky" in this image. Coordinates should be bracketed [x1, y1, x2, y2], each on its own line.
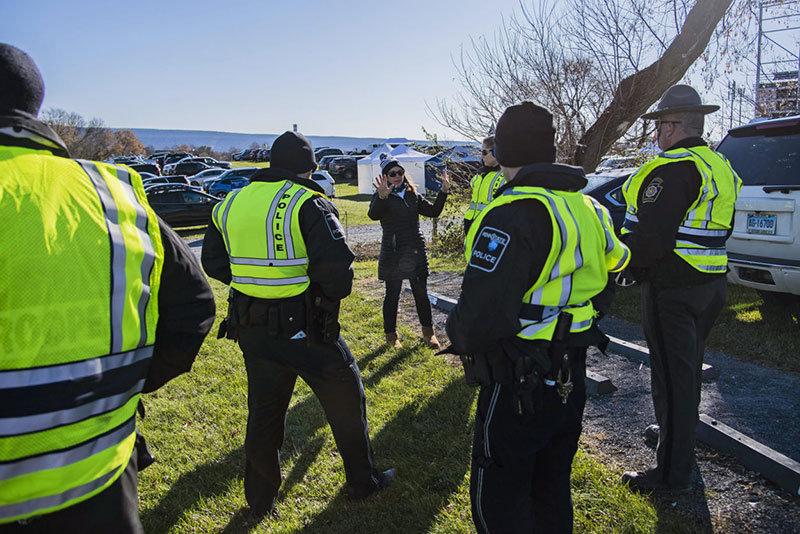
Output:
[1, 0, 524, 141]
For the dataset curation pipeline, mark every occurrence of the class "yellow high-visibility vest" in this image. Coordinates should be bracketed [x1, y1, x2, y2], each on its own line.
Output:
[621, 146, 742, 273]
[0, 146, 163, 523]
[465, 186, 629, 341]
[464, 170, 505, 222]
[212, 179, 319, 299]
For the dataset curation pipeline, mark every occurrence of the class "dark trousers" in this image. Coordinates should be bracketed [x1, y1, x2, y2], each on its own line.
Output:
[0, 449, 142, 534]
[470, 350, 587, 534]
[237, 329, 381, 514]
[641, 277, 726, 487]
[382, 278, 432, 333]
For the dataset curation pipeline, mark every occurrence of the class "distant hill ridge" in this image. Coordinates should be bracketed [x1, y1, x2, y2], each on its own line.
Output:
[120, 128, 471, 153]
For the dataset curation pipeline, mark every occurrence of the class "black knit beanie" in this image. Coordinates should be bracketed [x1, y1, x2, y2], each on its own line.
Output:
[493, 101, 556, 166]
[270, 131, 317, 174]
[379, 154, 403, 175]
[0, 43, 45, 116]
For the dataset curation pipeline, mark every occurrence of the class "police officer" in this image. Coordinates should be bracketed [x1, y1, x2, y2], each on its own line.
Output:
[620, 85, 742, 494]
[463, 135, 505, 234]
[201, 131, 394, 518]
[446, 102, 630, 533]
[0, 44, 216, 532]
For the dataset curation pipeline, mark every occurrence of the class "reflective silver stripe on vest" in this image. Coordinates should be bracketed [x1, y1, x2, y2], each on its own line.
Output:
[229, 257, 308, 267]
[113, 165, 157, 348]
[503, 189, 574, 307]
[0, 379, 145, 437]
[218, 189, 244, 257]
[609, 246, 630, 272]
[76, 160, 127, 354]
[676, 226, 728, 237]
[231, 275, 309, 286]
[282, 188, 307, 257]
[675, 247, 726, 256]
[0, 418, 135, 480]
[474, 202, 489, 212]
[0, 465, 118, 521]
[486, 173, 503, 203]
[266, 182, 293, 259]
[0, 345, 153, 389]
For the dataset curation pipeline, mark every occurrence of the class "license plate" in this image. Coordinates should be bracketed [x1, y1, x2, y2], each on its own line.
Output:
[746, 213, 777, 235]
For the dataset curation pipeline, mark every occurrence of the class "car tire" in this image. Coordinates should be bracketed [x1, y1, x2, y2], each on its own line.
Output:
[216, 192, 227, 199]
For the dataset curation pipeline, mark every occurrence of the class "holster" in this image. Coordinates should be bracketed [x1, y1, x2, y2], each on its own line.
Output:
[217, 288, 244, 341]
[135, 400, 155, 471]
[305, 285, 341, 346]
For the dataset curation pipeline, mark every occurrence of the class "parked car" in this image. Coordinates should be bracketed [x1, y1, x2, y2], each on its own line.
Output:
[189, 167, 227, 187]
[317, 155, 341, 172]
[145, 184, 219, 227]
[328, 155, 362, 180]
[311, 170, 336, 197]
[142, 175, 190, 187]
[127, 162, 161, 176]
[314, 147, 343, 161]
[206, 176, 252, 198]
[582, 167, 637, 232]
[715, 114, 800, 302]
[596, 155, 638, 172]
[168, 161, 217, 176]
[256, 148, 270, 162]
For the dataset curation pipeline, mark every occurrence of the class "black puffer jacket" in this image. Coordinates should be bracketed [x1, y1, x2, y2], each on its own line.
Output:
[368, 185, 448, 281]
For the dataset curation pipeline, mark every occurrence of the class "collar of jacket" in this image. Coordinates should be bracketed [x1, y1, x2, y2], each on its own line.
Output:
[662, 136, 707, 153]
[250, 166, 326, 195]
[0, 109, 70, 158]
[481, 164, 500, 174]
[496, 162, 587, 195]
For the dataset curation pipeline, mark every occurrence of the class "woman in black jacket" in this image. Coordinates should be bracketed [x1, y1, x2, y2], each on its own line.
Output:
[368, 155, 450, 349]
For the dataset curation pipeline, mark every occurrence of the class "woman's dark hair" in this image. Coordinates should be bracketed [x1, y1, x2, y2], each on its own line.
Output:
[482, 135, 495, 149]
[382, 165, 417, 194]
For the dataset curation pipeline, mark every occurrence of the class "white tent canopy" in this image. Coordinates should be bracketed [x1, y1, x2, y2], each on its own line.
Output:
[356, 144, 432, 194]
[388, 145, 431, 192]
[357, 144, 394, 194]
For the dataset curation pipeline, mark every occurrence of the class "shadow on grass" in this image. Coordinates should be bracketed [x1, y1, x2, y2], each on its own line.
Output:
[299, 377, 477, 533]
[337, 193, 373, 201]
[140, 446, 246, 533]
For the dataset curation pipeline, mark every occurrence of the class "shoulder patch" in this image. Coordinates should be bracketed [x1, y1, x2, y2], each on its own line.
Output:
[468, 226, 510, 273]
[325, 213, 345, 240]
[642, 177, 663, 204]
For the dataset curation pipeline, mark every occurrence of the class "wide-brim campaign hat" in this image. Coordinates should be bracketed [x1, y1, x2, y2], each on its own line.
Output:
[641, 84, 720, 120]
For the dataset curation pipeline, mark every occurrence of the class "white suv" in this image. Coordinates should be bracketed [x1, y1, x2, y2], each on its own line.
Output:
[715, 115, 800, 302]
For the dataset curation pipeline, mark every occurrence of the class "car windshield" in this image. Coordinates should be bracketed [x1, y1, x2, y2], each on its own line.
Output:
[717, 124, 799, 186]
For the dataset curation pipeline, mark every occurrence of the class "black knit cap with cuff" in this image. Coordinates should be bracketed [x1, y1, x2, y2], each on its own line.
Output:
[270, 131, 317, 174]
[494, 101, 556, 167]
[0, 43, 45, 116]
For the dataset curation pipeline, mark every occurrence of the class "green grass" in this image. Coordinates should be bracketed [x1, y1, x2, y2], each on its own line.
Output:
[609, 283, 800, 372]
[137, 270, 683, 533]
[331, 182, 376, 227]
[232, 161, 270, 168]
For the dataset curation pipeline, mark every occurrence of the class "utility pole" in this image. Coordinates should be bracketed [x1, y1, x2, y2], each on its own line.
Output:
[729, 81, 736, 129]
[738, 88, 745, 126]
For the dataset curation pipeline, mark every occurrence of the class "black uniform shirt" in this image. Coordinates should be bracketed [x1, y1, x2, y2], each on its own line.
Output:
[201, 167, 355, 301]
[446, 163, 588, 355]
[623, 137, 726, 287]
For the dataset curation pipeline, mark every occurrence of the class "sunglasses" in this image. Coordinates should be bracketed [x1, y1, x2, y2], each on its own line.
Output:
[387, 169, 405, 178]
[481, 149, 492, 155]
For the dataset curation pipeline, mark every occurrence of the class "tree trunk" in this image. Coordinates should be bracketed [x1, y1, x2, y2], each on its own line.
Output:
[572, 0, 733, 172]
